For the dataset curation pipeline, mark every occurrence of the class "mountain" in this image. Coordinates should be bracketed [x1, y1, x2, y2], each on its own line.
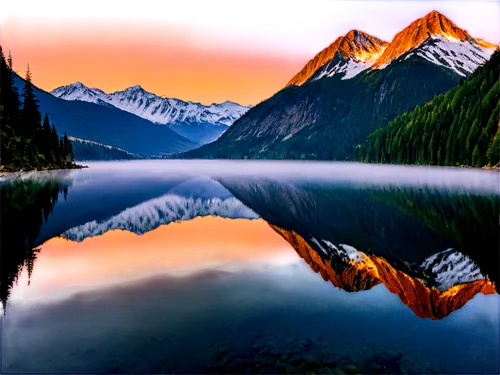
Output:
[359, 50, 500, 167]
[70, 137, 141, 161]
[51, 83, 250, 145]
[12, 74, 197, 156]
[181, 10, 496, 161]
[373, 10, 495, 75]
[287, 30, 389, 86]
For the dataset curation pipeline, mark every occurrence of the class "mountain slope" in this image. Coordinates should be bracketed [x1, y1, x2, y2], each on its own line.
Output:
[51, 83, 250, 144]
[180, 10, 495, 161]
[70, 137, 141, 161]
[13, 74, 197, 155]
[359, 50, 500, 166]
[182, 54, 460, 160]
[286, 30, 388, 86]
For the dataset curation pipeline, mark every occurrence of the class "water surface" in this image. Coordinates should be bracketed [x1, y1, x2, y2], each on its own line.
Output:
[1, 160, 499, 374]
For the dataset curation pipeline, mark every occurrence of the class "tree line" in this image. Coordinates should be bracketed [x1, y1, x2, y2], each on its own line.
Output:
[71, 138, 140, 161]
[358, 50, 500, 167]
[0, 47, 75, 171]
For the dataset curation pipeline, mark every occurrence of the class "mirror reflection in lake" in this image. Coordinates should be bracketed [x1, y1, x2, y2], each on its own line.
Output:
[1, 161, 499, 374]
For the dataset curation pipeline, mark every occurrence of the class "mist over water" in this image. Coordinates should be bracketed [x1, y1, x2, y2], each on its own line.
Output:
[73, 160, 500, 194]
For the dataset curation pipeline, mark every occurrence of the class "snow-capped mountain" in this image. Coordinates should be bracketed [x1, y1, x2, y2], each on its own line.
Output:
[51, 83, 251, 144]
[374, 10, 497, 76]
[287, 10, 496, 87]
[286, 30, 389, 86]
[52, 83, 250, 127]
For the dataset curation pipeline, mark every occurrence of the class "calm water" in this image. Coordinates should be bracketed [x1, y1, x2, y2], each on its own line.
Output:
[1, 160, 499, 374]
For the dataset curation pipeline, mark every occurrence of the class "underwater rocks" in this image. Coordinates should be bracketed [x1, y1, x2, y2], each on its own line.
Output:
[203, 334, 441, 375]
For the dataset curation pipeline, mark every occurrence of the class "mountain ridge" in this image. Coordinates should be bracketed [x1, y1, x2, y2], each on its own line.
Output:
[286, 30, 389, 86]
[286, 10, 496, 87]
[13, 73, 197, 156]
[180, 10, 496, 161]
[51, 82, 250, 144]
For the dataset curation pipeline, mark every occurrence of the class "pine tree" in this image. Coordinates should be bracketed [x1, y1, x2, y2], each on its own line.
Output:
[20, 65, 41, 139]
[41, 113, 52, 165]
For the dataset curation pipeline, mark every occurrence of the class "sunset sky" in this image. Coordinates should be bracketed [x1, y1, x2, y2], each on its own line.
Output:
[2, 0, 499, 105]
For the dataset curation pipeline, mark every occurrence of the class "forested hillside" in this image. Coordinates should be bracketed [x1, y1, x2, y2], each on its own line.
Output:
[71, 138, 140, 161]
[358, 50, 499, 167]
[181, 56, 460, 160]
[0, 47, 76, 171]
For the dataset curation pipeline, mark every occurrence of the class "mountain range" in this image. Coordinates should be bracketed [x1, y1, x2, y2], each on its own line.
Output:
[12, 73, 197, 156]
[51, 82, 250, 145]
[180, 10, 497, 161]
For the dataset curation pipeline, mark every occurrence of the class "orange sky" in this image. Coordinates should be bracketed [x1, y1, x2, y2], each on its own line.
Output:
[10, 217, 297, 302]
[2, 1, 499, 105]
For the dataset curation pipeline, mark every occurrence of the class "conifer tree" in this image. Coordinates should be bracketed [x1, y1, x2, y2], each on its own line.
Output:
[20, 65, 41, 139]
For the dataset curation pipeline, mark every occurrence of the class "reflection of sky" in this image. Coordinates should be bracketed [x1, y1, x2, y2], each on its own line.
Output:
[3, 252, 499, 374]
[10, 217, 296, 304]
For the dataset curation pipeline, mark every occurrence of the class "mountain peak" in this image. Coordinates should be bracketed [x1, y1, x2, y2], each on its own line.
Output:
[126, 84, 145, 92]
[286, 31, 388, 86]
[373, 10, 475, 68]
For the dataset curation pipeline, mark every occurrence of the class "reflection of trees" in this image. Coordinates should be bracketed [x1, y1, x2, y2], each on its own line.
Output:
[376, 188, 500, 291]
[219, 178, 499, 289]
[1, 175, 71, 313]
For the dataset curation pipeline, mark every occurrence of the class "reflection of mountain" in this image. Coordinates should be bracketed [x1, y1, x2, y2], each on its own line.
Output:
[219, 178, 499, 318]
[0, 174, 72, 312]
[61, 177, 258, 242]
[272, 225, 495, 320]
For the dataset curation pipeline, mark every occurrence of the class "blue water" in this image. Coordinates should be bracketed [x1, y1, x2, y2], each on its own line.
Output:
[1, 161, 499, 374]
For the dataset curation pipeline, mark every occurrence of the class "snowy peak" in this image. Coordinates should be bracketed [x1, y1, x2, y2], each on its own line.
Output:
[286, 10, 496, 87]
[50, 82, 106, 104]
[286, 30, 388, 86]
[51, 83, 250, 127]
[373, 10, 496, 72]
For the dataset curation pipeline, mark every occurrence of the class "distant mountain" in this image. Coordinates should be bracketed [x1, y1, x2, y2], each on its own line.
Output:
[51, 83, 250, 145]
[13, 74, 197, 156]
[181, 10, 496, 161]
[70, 137, 141, 161]
[359, 50, 500, 167]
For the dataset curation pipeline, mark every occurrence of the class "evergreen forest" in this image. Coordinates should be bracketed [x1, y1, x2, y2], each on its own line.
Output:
[0, 47, 76, 172]
[358, 50, 500, 167]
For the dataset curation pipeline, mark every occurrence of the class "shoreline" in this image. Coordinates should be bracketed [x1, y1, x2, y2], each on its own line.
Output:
[0, 164, 88, 178]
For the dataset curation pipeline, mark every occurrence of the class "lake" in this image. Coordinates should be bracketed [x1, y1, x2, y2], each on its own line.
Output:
[1, 160, 499, 374]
